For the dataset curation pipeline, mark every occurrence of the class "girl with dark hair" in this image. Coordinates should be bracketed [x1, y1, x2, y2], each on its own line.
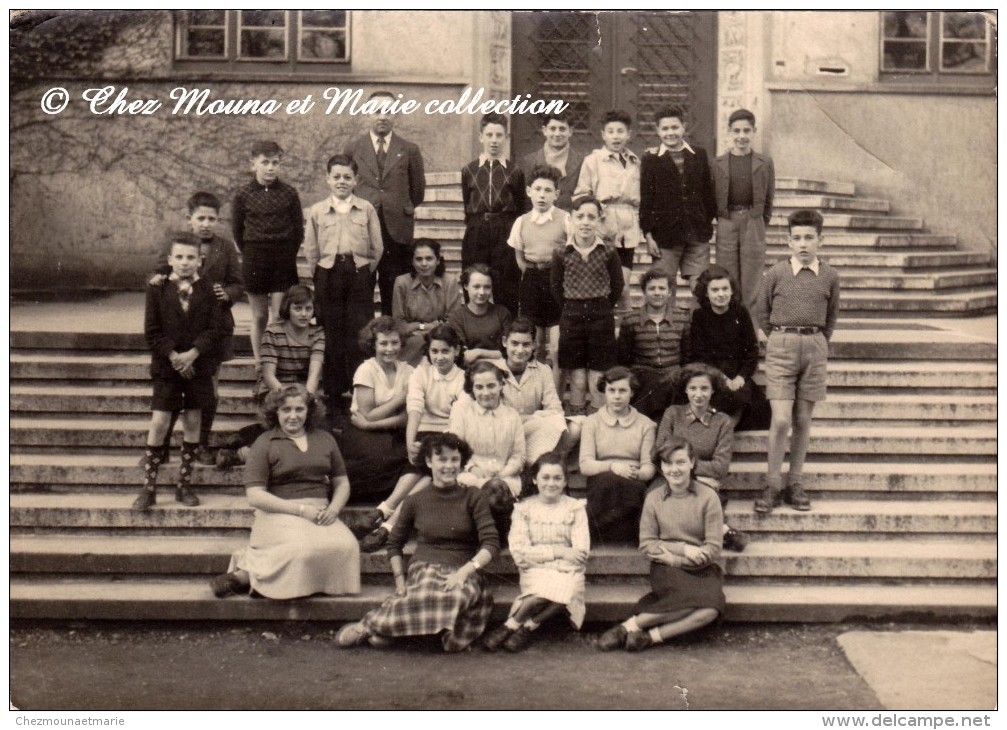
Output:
[483, 453, 590, 652]
[447, 264, 511, 366]
[210, 384, 360, 600]
[596, 436, 724, 653]
[256, 284, 325, 400]
[579, 366, 656, 544]
[337, 432, 500, 652]
[685, 265, 759, 428]
[392, 238, 462, 365]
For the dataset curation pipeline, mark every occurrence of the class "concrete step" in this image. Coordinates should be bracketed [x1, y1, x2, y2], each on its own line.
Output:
[11, 494, 996, 536]
[11, 453, 245, 489]
[10, 416, 256, 449]
[10, 535, 995, 580]
[774, 195, 890, 213]
[815, 269, 997, 291]
[9, 577, 996, 622]
[822, 361, 997, 390]
[810, 394, 995, 422]
[839, 288, 998, 314]
[732, 426, 996, 457]
[423, 188, 463, 203]
[10, 385, 259, 416]
[774, 178, 856, 196]
[819, 252, 991, 269]
[765, 233, 958, 249]
[415, 206, 465, 222]
[10, 353, 258, 383]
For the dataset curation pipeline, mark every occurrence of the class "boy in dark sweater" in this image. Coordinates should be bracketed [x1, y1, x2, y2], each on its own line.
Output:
[756, 209, 841, 514]
[232, 140, 304, 366]
[134, 234, 227, 512]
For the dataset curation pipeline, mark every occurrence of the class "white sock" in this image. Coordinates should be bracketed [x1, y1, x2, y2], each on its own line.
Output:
[623, 617, 641, 633]
[649, 627, 663, 644]
[376, 502, 392, 518]
[504, 618, 521, 631]
[523, 620, 540, 632]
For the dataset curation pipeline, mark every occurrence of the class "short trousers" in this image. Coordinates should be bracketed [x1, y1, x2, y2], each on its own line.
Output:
[654, 240, 711, 280]
[243, 252, 300, 295]
[558, 299, 616, 371]
[614, 247, 636, 269]
[599, 203, 643, 251]
[764, 330, 828, 402]
[151, 371, 215, 412]
[519, 266, 562, 327]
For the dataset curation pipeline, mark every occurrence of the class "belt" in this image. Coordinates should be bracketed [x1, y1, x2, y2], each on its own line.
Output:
[333, 254, 354, 262]
[772, 325, 821, 335]
[564, 297, 608, 306]
[728, 205, 752, 212]
[524, 261, 552, 270]
[475, 212, 509, 221]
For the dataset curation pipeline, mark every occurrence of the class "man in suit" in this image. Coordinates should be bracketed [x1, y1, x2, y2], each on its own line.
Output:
[520, 110, 585, 211]
[344, 90, 426, 315]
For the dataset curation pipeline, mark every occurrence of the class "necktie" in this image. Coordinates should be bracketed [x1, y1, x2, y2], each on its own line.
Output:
[376, 135, 387, 178]
[618, 153, 627, 168]
[177, 278, 193, 312]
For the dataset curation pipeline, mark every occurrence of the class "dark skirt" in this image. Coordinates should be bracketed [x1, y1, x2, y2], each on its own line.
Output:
[633, 562, 725, 615]
[585, 472, 648, 544]
[337, 424, 408, 503]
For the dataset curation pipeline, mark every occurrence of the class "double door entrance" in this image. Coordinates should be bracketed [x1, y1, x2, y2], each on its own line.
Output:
[511, 11, 717, 160]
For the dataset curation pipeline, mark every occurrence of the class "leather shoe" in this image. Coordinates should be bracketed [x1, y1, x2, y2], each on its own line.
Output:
[359, 526, 389, 553]
[723, 526, 749, 552]
[625, 631, 654, 652]
[482, 624, 513, 652]
[596, 624, 628, 652]
[210, 572, 247, 598]
[175, 486, 200, 507]
[783, 482, 811, 511]
[132, 488, 156, 512]
[195, 445, 216, 466]
[336, 622, 371, 647]
[503, 626, 533, 653]
[754, 485, 781, 514]
[216, 448, 242, 471]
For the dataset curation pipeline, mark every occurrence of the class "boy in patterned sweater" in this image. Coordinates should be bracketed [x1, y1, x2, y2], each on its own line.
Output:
[232, 140, 304, 366]
[755, 209, 840, 514]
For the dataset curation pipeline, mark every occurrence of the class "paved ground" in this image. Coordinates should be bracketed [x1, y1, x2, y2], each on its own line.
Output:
[8, 620, 997, 711]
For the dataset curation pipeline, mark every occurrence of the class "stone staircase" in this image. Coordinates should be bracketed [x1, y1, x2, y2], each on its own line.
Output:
[9, 173, 997, 623]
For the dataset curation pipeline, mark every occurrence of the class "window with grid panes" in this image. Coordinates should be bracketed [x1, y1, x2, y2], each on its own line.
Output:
[880, 11, 993, 78]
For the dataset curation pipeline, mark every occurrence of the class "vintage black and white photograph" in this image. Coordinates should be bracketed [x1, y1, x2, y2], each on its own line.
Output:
[9, 9, 998, 714]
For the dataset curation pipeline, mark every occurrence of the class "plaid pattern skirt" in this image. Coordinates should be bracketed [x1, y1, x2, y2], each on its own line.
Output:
[363, 561, 494, 652]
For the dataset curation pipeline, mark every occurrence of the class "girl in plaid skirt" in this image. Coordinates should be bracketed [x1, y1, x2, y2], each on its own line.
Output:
[337, 432, 500, 652]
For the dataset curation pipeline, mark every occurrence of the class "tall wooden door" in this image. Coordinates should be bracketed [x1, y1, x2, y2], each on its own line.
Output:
[511, 11, 717, 160]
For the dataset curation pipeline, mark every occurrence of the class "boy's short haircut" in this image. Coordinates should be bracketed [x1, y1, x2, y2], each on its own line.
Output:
[527, 164, 562, 188]
[540, 109, 571, 127]
[570, 195, 603, 215]
[654, 105, 686, 126]
[639, 267, 671, 292]
[480, 112, 508, 132]
[250, 140, 283, 159]
[787, 209, 824, 234]
[163, 231, 201, 257]
[187, 192, 221, 214]
[504, 315, 537, 340]
[727, 108, 756, 127]
[600, 109, 632, 129]
[326, 153, 357, 174]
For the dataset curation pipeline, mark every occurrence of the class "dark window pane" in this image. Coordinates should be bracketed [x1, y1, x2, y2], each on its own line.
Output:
[184, 28, 226, 58]
[942, 41, 988, 70]
[302, 10, 346, 28]
[189, 10, 224, 26]
[883, 11, 928, 39]
[943, 12, 987, 39]
[882, 40, 928, 70]
[241, 10, 285, 28]
[240, 29, 286, 58]
[300, 30, 346, 60]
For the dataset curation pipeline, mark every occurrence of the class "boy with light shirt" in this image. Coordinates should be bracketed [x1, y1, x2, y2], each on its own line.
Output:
[713, 108, 775, 335]
[303, 154, 383, 402]
[520, 110, 585, 211]
[640, 106, 716, 305]
[755, 209, 841, 514]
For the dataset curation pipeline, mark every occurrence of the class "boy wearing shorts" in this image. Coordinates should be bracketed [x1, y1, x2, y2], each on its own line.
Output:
[551, 196, 624, 414]
[508, 164, 570, 384]
[640, 106, 716, 305]
[756, 209, 841, 514]
[134, 234, 226, 512]
[232, 140, 304, 366]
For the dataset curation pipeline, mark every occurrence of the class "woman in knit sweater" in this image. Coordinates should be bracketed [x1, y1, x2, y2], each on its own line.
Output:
[337, 432, 500, 652]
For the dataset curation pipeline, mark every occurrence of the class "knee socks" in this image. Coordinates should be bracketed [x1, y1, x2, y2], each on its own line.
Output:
[142, 445, 165, 491]
[199, 397, 218, 450]
[179, 441, 198, 488]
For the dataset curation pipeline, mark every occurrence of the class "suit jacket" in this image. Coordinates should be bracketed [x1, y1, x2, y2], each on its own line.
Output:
[640, 145, 716, 248]
[145, 277, 227, 378]
[520, 146, 586, 211]
[344, 132, 426, 246]
[713, 151, 775, 225]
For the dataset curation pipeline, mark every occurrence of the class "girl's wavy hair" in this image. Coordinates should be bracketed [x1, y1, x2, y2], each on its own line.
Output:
[410, 238, 447, 278]
[417, 432, 473, 475]
[358, 315, 405, 357]
[460, 264, 493, 305]
[521, 451, 568, 499]
[674, 362, 729, 402]
[423, 323, 465, 366]
[596, 365, 640, 395]
[463, 359, 506, 396]
[260, 383, 327, 432]
[693, 265, 742, 311]
[655, 435, 697, 493]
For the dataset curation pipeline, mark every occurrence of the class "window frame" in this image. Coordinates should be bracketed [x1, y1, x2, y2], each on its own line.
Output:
[879, 11, 993, 81]
[174, 10, 351, 73]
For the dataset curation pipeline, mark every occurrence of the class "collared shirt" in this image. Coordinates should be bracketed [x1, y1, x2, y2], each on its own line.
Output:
[542, 144, 570, 177]
[461, 157, 526, 217]
[789, 256, 821, 276]
[243, 427, 345, 501]
[501, 359, 564, 419]
[760, 258, 841, 339]
[448, 394, 525, 478]
[392, 272, 461, 326]
[370, 130, 394, 155]
[303, 194, 383, 271]
[551, 236, 623, 304]
[508, 207, 569, 264]
[574, 147, 641, 206]
[478, 154, 508, 168]
[654, 404, 733, 482]
[579, 405, 655, 469]
[405, 359, 465, 431]
[658, 141, 696, 156]
[616, 305, 682, 369]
